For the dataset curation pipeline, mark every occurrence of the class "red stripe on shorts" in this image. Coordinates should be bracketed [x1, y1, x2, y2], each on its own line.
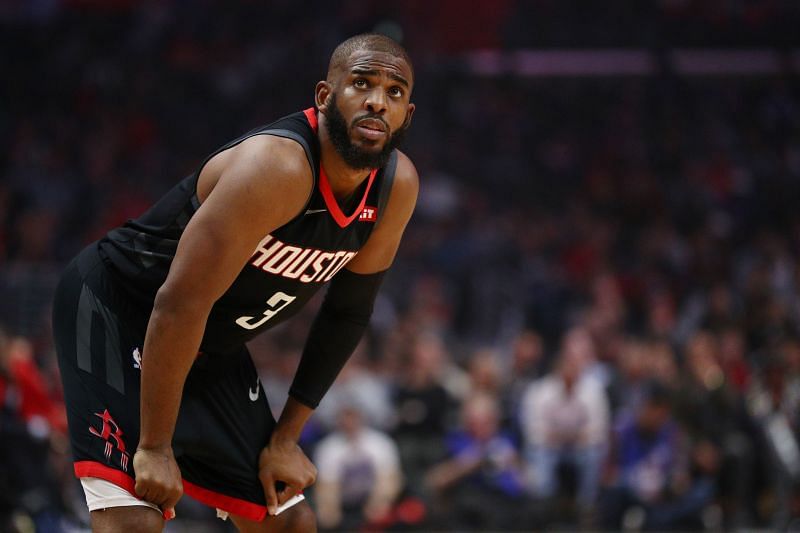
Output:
[74, 460, 268, 522]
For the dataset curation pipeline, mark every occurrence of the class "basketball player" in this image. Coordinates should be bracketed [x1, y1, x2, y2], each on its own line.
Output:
[52, 34, 417, 532]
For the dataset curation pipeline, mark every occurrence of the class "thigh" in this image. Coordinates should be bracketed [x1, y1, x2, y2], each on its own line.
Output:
[90, 506, 163, 533]
[53, 245, 149, 483]
[174, 346, 277, 518]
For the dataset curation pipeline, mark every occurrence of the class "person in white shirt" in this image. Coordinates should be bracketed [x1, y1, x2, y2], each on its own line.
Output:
[520, 327, 610, 511]
[314, 402, 403, 530]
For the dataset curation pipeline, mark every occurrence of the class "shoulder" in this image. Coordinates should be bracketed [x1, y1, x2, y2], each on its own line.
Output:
[390, 150, 419, 199]
[227, 133, 313, 181]
[379, 150, 418, 222]
[195, 132, 314, 227]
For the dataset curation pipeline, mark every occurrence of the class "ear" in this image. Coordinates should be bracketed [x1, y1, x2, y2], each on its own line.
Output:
[403, 103, 416, 129]
[315, 81, 333, 114]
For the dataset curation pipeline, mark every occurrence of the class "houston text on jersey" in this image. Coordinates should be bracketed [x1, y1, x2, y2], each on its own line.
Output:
[248, 234, 356, 283]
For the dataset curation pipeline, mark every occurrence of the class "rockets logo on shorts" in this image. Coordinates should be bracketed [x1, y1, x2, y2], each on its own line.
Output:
[248, 235, 356, 283]
[89, 409, 130, 472]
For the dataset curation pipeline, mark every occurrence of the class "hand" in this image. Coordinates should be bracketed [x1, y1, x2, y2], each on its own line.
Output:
[133, 447, 183, 520]
[258, 439, 317, 515]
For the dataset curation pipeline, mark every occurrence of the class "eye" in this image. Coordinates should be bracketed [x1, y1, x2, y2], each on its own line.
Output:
[354, 78, 368, 88]
[388, 86, 404, 98]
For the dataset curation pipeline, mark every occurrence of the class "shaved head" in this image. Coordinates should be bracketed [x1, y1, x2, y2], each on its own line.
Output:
[327, 33, 413, 81]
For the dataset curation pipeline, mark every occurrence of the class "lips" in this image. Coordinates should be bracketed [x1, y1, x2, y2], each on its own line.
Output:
[355, 118, 387, 132]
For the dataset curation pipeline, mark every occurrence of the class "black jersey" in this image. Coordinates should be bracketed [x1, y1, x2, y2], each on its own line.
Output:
[99, 108, 397, 355]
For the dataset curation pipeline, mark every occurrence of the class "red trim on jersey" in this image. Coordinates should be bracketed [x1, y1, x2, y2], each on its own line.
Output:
[319, 166, 378, 228]
[303, 107, 318, 131]
[302, 106, 379, 229]
[73, 460, 267, 522]
[183, 479, 267, 522]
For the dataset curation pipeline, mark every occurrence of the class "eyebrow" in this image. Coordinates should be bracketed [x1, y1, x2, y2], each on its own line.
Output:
[351, 68, 410, 88]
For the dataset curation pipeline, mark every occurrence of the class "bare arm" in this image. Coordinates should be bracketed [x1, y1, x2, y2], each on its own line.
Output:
[257, 152, 420, 514]
[133, 135, 312, 511]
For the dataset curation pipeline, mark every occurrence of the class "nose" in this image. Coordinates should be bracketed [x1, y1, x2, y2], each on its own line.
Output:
[364, 87, 387, 114]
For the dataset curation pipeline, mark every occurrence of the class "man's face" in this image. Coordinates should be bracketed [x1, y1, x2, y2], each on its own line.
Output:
[322, 50, 414, 169]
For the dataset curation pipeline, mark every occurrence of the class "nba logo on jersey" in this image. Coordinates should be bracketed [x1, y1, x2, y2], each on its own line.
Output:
[359, 206, 377, 222]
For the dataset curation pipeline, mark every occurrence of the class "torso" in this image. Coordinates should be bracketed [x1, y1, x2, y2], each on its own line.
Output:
[98, 109, 397, 355]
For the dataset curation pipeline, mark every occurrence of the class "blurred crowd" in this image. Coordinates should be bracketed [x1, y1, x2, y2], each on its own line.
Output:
[3, 1, 800, 531]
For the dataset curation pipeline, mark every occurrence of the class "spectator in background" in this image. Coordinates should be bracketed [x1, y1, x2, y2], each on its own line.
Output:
[746, 354, 800, 528]
[391, 331, 457, 491]
[466, 348, 503, 396]
[314, 341, 394, 433]
[426, 392, 527, 531]
[314, 402, 403, 532]
[718, 326, 752, 394]
[602, 380, 715, 530]
[519, 326, 610, 515]
[502, 329, 546, 439]
[674, 330, 752, 527]
[607, 338, 651, 417]
[0, 327, 69, 532]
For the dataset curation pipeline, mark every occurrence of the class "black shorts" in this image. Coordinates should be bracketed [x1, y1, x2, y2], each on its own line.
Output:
[52, 244, 276, 521]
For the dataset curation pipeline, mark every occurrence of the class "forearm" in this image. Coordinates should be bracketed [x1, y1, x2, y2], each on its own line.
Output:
[138, 296, 208, 449]
[271, 396, 314, 445]
[289, 269, 385, 408]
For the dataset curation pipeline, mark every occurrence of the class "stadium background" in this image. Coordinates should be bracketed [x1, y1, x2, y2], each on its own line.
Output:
[2, 1, 800, 531]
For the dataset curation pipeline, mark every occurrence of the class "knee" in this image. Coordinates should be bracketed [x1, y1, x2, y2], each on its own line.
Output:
[280, 501, 317, 533]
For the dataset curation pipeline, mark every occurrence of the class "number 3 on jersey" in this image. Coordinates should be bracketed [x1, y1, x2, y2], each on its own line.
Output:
[235, 291, 296, 330]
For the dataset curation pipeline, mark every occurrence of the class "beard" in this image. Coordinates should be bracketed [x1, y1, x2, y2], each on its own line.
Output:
[324, 93, 408, 170]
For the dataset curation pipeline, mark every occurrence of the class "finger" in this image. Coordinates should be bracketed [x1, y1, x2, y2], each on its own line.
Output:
[161, 484, 183, 513]
[134, 478, 149, 500]
[277, 484, 298, 506]
[259, 471, 278, 516]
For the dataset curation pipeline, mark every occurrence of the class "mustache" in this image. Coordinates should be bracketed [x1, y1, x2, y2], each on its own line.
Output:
[350, 114, 389, 132]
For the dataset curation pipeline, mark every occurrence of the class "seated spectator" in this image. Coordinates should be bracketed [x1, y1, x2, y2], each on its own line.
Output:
[746, 354, 800, 528]
[502, 329, 546, 439]
[519, 327, 610, 513]
[0, 328, 67, 532]
[314, 402, 403, 532]
[391, 331, 457, 490]
[426, 392, 527, 530]
[674, 330, 752, 527]
[602, 380, 715, 530]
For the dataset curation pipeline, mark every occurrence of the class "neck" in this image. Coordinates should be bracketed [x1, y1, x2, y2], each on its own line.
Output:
[318, 113, 373, 200]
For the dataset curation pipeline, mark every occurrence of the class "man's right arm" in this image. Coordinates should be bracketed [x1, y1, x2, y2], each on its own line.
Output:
[132, 135, 313, 514]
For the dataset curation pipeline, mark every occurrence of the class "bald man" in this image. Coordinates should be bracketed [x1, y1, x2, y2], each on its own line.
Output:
[52, 33, 417, 532]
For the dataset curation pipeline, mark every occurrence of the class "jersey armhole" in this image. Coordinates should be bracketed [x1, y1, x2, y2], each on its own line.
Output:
[375, 150, 399, 223]
[188, 128, 318, 222]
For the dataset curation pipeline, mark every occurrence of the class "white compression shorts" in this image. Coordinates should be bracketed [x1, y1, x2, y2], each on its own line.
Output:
[80, 476, 303, 520]
[80, 477, 236, 521]
[80, 477, 160, 512]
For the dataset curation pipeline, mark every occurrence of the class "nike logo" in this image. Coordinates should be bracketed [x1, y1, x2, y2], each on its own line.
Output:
[249, 378, 260, 402]
[304, 209, 327, 215]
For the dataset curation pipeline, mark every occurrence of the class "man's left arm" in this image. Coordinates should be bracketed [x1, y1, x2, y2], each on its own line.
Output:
[259, 152, 419, 509]
[288, 151, 418, 408]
